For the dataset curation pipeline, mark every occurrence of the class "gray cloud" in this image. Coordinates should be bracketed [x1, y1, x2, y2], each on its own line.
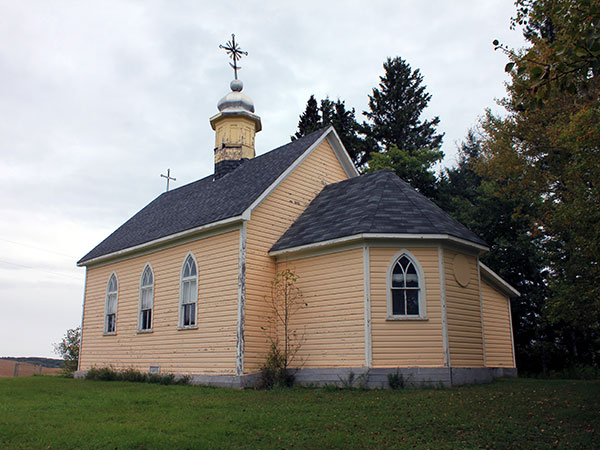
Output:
[0, 0, 525, 357]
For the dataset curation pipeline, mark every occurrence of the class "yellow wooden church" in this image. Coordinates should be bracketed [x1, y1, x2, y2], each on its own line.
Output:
[76, 69, 518, 387]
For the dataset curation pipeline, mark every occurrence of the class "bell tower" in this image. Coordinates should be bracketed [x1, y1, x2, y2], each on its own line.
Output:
[210, 34, 261, 178]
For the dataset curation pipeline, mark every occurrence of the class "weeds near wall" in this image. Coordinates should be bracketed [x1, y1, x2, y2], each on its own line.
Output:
[85, 367, 190, 385]
[387, 370, 407, 389]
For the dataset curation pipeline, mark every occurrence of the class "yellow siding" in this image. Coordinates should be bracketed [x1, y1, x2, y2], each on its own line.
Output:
[481, 279, 515, 367]
[278, 249, 365, 368]
[370, 247, 444, 367]
[79, 230, 240, 375]
[444, 250, 484, 367]
[245, 140, 350, 371]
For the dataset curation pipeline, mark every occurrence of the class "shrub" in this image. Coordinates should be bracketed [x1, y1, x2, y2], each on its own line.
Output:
[120, 368, 148, 383]
[258, 344, 295, 389]
[387, 370, 406, 389]
[84, 367, 188, 385]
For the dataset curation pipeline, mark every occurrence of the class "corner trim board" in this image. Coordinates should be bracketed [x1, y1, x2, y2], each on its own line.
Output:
[363, 245, 372, 368]
[438, 246, 450, 367]
[477, 258, 487, 367]
[78, 267, 88, 372]
[236, 221, 247, 376]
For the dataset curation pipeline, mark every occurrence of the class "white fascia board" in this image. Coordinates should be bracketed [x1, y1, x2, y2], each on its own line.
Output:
[325, 127, 360, 178]
[479, 262, 521, 297]
[77, 215, 244, 267]
[270, 233, 488, 257]
[243, 127, 356, 216]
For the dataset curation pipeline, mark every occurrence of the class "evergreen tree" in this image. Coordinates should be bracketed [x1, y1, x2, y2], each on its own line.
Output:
[292, 95, 321, 140]
[364, 57, 444, 155]
[362, 57, 444, 195]
[293, 96, 368, 169]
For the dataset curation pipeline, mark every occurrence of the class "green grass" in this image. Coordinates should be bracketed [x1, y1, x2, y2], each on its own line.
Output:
[1, 377, 598, 449]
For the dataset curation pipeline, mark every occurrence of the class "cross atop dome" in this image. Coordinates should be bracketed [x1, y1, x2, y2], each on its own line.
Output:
[219, 34, 247, 80]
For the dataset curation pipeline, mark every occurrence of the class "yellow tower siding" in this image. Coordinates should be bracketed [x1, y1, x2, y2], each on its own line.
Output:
[278, 249, 365, 368]
[444, 250, 485, 367]
[244, 139, 350, 371]
[370, 247, 444, 367]
[481, 279, 515, 367]
[79, 230, 240, 375]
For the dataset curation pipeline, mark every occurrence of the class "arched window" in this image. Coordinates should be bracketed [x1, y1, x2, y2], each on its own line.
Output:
[387, 251, 426, 319]
[138, 264, 154, 331]
[105, 273, 118, 334]
[179, 253, 198, 328]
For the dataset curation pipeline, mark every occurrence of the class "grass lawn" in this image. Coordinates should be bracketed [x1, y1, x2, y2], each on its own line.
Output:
[0, 376, 598, 449]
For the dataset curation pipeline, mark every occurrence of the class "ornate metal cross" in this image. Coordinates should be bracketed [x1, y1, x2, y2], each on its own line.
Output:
[219, 34, 248, 80]
[160, 168, 176, 192]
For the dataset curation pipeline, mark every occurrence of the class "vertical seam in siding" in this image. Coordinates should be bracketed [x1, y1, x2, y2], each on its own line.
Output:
[78, 267, 88, 372]
[363, 245, 372, 368]
[477, 259, 487, 367]
[438, 246, 450, 367]
[236, 222, 247, 375]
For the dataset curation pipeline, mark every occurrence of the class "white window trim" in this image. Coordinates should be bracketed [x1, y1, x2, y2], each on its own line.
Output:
[104, 272, 118, 335]
[386, 249, 428, 320]
[178, 252, 198, 330]
[137, 263, 155, 333]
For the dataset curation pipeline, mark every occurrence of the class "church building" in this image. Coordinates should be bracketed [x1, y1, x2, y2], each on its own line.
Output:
[76, 43, 518, 387]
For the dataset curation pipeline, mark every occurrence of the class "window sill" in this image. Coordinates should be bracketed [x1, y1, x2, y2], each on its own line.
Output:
[386, 315, 429, 321]
[136, 329, 153, 334]
[177, 326, 198, 331]
[103, 332, 117, 336]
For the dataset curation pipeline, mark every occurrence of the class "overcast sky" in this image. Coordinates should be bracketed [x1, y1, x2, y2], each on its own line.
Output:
[0, 1, 527, 358]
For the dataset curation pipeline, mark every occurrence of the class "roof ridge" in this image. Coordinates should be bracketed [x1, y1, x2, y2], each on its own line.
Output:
[389, 176, 441, 232]
[364, 172, 391, 232]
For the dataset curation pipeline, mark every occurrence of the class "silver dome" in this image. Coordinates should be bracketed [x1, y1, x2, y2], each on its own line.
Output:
[217, 79, 255, 113]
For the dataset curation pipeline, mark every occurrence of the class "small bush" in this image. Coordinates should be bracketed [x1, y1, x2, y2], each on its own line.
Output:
[121, 368, 148, 383]
[86, 366, 119, 381]
[387, 370, 406, 389]
[176, 375, 192, 385]
[258, 344, 295, 389]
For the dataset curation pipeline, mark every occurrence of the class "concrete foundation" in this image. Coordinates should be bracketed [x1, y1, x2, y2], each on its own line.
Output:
[75, 367, 517, 388]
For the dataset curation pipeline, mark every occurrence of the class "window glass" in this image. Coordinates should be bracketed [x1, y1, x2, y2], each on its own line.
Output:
[180, 255, 198, 327]
[390, 253, 422, 317]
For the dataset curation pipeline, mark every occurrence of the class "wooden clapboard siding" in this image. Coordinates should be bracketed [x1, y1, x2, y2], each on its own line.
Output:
[370, 247, 444, 367]
[481, 279, 515, 368]
[444, 250, 485, 367]
[277, 249, 365, 368]
[244, 140, 350, 371]
[79, 230, 240, 374]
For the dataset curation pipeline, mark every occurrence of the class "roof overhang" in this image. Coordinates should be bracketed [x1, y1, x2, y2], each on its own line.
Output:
[479, 262, 521, 297]
[77, 215, 244, 267]
[269, 232, 489, 259]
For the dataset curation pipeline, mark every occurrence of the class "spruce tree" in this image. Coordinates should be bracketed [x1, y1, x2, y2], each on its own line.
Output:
[293, 95, 321, 140]
[364, 57, 443, 154]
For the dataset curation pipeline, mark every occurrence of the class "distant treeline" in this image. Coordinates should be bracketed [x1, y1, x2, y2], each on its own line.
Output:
[1, 357, 63, 368]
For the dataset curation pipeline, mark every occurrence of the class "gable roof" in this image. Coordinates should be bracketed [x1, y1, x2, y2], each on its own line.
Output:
[78, 128, 336, 265]
[270, 170, 488, 253]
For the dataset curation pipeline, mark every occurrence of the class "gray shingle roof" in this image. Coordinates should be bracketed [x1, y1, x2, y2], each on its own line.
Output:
[270, 170, 487, 252]
[78, 128, 330, 264]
